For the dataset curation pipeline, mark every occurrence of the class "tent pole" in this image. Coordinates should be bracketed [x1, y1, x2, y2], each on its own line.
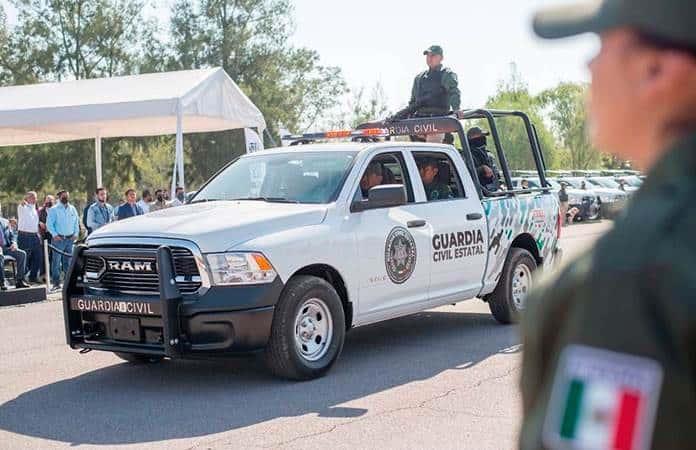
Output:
[176, 102, 184, 190]
[95, 134, 103, 188]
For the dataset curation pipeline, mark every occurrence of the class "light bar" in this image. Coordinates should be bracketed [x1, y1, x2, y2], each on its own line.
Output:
[281, 128, 389, 141]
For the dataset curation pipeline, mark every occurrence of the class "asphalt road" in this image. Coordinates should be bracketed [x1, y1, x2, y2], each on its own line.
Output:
[0, 221, 611, 450]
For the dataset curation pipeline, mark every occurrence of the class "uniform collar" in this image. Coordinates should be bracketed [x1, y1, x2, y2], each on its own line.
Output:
[428, 64, 443, 73]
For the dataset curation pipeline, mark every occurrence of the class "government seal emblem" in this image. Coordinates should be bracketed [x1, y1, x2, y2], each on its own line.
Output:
[384, 227, 417, 284]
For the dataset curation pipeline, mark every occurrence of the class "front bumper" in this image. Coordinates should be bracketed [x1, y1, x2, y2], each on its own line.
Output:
[63, 245, 283, 357]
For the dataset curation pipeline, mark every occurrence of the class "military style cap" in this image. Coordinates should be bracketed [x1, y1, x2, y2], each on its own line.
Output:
[467, 127, 490, 139]
[533, 0, 696, 48]
[423, 45, 444, 56]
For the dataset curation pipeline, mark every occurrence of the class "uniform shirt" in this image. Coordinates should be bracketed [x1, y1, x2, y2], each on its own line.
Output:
[423, 182, 453, 201]
[17, 203, 39, 233]
[519, 132, 696, 450]
[46, 203, 80, 238]
[409, 65, 461, 115]
[116, 203, 143, 221]
[150, 200, 169, 212]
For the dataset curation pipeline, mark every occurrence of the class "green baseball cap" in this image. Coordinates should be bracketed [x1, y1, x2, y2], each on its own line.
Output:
[533, 0, 696, 48]
[423, 45, 443, 56]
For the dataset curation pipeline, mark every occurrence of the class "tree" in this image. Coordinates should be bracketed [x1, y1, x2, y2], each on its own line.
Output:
[168, 0, 346, 138]
[324, 82, 389, 130]
[538, 82, 602, 170]
[4, 0, 152, 81]
[485, 65, 560, 171]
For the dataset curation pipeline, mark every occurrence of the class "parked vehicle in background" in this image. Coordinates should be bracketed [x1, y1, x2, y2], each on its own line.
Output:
[514, 178, 600, 222]
[587, 176, 639, 194]
[614, 175, 643, 190]
[561, 176, 628, 219]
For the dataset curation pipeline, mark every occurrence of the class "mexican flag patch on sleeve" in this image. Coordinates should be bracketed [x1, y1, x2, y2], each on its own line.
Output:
[543, 345, 663, 450]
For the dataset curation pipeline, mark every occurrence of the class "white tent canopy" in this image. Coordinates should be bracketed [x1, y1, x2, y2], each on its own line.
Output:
[0, 67, 266, 189]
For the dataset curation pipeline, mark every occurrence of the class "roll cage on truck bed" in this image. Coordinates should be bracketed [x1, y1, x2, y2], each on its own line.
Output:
[62, 108, 561, 380]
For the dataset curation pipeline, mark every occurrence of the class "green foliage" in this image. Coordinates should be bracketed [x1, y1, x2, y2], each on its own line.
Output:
[166, 0, 347, 137]
[538, 82, 602, 170]
[484, 65, 559, 171]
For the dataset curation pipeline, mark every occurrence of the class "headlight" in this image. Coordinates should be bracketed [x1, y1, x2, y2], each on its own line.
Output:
[206, 252, 277, 285]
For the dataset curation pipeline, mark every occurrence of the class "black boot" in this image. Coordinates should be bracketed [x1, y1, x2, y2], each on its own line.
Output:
[15, 280, 30, 289]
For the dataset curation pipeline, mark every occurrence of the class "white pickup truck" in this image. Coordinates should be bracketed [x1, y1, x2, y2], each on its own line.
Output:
[62, 111, 562, 380]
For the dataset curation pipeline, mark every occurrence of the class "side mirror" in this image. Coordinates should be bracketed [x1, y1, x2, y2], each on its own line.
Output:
[351, 184, 406, 212]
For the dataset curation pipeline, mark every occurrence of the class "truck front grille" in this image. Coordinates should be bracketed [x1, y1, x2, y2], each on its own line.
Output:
[83, 246, 202, 295]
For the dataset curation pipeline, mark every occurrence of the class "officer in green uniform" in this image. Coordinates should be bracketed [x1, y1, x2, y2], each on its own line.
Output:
[520, 1, 696, 449]
[418, 158, 452, 200]
[408, 45, 461, 117]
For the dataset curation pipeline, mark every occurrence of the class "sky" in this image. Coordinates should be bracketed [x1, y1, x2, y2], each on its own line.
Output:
[3, 0, 597, 112]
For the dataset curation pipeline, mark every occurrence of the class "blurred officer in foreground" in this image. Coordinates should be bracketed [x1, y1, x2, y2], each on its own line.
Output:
[393, 45, 460, 120]
[521, 1, 696, 449]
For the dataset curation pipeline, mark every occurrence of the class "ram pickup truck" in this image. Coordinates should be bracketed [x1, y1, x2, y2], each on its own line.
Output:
[62, 110, 562, 380]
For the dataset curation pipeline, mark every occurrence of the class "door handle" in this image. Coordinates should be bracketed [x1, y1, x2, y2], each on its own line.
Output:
[407, 219, 427, 228]
[466, 213, 483, 221]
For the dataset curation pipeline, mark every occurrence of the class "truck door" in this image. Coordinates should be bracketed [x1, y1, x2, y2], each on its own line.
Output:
[410, 149, 488, 301]
[347, 149, 433, 322]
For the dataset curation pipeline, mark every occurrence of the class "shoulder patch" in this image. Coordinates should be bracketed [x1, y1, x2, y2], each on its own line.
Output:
[543, 345, 663, 450]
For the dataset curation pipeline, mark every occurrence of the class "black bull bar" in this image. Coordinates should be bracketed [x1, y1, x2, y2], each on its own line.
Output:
[63, 245, 184, 358]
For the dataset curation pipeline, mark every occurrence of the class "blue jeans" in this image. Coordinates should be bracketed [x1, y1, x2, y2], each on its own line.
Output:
[18, 232, 42, 280]
[51, 238, 74, 285]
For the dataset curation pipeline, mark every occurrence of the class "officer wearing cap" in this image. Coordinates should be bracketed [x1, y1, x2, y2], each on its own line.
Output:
[520, 1, 696, 449]
[468, 127, 500, 191]
[407, 45, 461, 117]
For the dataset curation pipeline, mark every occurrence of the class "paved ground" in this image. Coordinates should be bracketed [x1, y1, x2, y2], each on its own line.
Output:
[0, 221, 611, 450]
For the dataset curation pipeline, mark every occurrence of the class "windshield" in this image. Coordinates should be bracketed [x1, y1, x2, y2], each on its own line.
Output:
[193, 151, 357, 204]
[589, 177, 621, 189]
[621, 176, 643, 187]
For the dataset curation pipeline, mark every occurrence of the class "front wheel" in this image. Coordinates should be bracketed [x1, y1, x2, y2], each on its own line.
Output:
[487, 248, 537, 324]
[264, 275, 346, 380]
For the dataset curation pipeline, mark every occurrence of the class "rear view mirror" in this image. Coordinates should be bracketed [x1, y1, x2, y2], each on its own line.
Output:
[351, 184, 406, 212]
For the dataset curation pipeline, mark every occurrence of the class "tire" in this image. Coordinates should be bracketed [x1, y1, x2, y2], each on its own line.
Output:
[114, 352, 164, 364]
[264, 275, 346, 381]
[487, 248, 537, 324]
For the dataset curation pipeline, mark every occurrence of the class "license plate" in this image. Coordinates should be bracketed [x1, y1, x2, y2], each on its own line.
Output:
[70, 295, 161, 316]
[109, 316, 141, 342]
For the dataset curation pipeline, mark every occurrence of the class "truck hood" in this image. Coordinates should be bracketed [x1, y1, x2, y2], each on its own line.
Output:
[88, 201, 328, 253]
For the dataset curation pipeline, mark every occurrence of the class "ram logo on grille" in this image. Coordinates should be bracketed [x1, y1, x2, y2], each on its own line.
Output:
[107, 260, 155, 273]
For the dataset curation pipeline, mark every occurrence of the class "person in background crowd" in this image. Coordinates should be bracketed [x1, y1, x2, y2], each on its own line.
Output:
[116, 189, 144, 220]
[521, 179, 530, 189]
[170, 186, 185, 206]
[8, 218, 18, 240]
[137, 189, 152, 214]
[558, 182, 570, 226]
[0, 211, 29, 290]
[150, 189, 169, 212]
[46, 191, 79, 290]
[163, 189, 171, 201]
[17, 191, 42, 283]
[580, 180, 587, 190]
[86, 187, 114, 232]
[38, 194, 54, 281]
[82, 192, 95, 234]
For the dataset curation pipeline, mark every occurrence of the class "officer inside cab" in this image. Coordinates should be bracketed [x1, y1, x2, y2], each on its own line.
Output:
[418, 157, 452, 200]
[359, 161, 384, 198]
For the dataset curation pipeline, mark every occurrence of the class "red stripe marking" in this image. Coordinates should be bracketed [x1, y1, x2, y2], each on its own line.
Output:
[612, 390, 641, 450]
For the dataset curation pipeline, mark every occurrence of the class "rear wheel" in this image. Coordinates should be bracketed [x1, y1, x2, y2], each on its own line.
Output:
[114, 352, 164, 364]
[487, 248, 537, 324]
[264, 275, 345, 380]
